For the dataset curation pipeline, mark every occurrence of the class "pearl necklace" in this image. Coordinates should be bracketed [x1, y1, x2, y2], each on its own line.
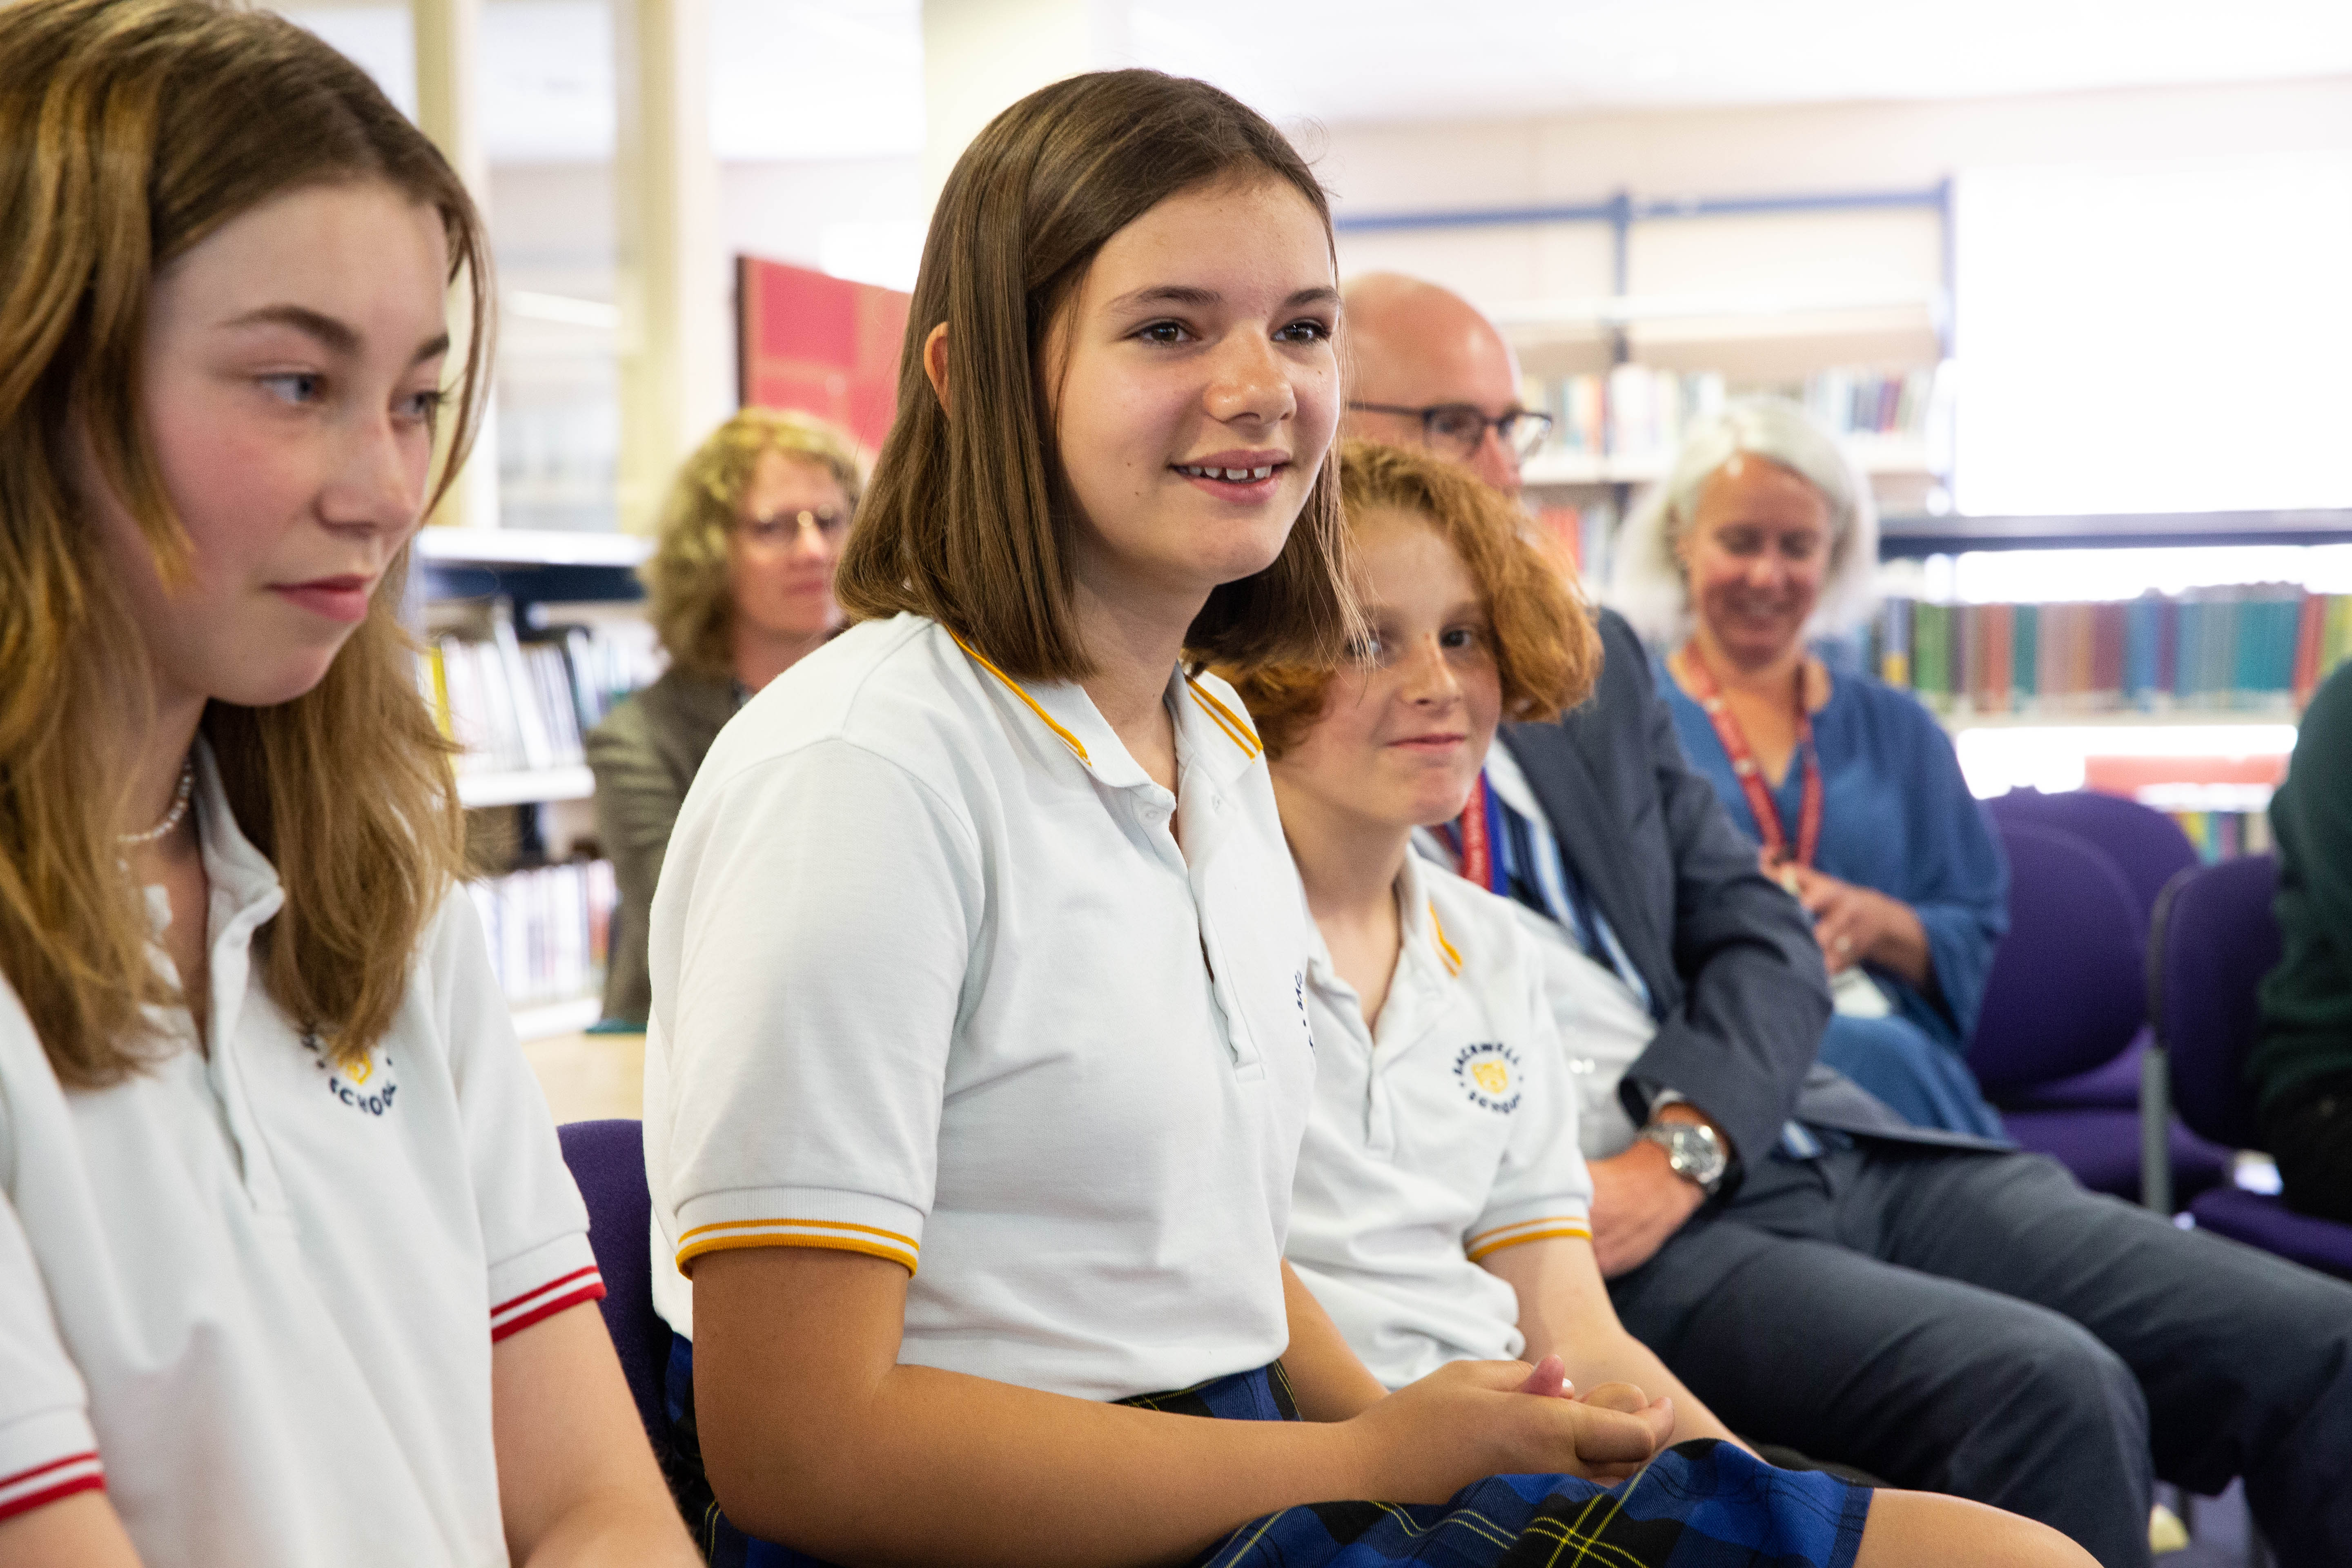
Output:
[118, 759, 195, 847]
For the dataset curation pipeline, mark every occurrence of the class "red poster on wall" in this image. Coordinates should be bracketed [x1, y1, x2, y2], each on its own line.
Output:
[736, 255, 911, 453]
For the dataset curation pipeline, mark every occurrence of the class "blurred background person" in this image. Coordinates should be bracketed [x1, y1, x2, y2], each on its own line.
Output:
[2255, 655, 2352, 1221]
[587, 408, 862, 1027]
[1343, 271, 1551, 497]
[1610, 399, 2007, 1138]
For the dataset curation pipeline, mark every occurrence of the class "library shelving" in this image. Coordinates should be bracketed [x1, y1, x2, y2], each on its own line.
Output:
[416, 524, 657, 1038]
[1866, 588, 2351, 719]
[1855, 541, 2352, 859]
[457, 765, 596, 811]
[1505, 291, 1953, 573]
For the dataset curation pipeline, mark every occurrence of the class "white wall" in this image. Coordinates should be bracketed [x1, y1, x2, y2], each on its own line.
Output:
[483, 71, 2352, 434]
[1317, 73, 2352, 310]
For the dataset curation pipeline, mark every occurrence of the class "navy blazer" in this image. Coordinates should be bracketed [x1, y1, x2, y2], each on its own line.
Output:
[1501, 609, 2003, 1167]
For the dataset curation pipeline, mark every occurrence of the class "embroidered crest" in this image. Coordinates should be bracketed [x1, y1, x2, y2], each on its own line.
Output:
[304, 1031, 400, 1118]
[1453, 1041, 1521, 1114]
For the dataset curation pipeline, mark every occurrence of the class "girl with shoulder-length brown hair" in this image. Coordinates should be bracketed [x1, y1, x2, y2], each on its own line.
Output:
[0, 3, 695, 1562]
[640, 65, 1939, 1568]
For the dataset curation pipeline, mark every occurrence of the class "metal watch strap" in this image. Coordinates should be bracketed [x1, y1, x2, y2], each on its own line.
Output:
[1641, 1120, 1727, 1195]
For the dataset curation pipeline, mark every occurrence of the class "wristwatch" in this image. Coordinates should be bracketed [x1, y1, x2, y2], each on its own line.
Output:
[1639, 1119, 1729, 1195]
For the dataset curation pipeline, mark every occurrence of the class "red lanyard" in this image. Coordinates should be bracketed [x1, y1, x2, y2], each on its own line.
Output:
[1677, 643, 1822, 871]
[1452, 773, 1503, 891]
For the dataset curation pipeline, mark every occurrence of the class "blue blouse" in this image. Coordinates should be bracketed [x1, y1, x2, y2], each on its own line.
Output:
[1664, 665, 2010, 1054]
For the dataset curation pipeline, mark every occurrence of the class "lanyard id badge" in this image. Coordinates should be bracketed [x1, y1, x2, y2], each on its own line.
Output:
[1677, 642, 1822, 873]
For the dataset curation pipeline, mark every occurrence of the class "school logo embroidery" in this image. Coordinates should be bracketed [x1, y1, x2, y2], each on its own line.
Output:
[1453, 1042, 1521, 1114]
[304, 1031, 399, 1118]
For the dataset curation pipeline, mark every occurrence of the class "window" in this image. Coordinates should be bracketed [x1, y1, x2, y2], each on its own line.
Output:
[1954, 150, 2352, 515]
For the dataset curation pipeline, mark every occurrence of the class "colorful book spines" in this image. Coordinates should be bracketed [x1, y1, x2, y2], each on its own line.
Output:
[1872, 589, 2351, 714]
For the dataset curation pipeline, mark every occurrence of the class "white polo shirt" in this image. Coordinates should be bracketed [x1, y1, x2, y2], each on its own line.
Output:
[1287, 855, 1593, 1389]
[1414, 742, 1662, 1160]
[0, 745, 604, 1563]
[643, 613, 1318, 1402]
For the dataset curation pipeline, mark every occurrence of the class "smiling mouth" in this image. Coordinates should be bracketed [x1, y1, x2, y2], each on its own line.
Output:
[1175, 463, 1279, 482]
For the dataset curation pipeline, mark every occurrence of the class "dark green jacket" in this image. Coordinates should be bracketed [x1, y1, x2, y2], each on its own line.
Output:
[2254, 659, 2352, 1107]
[585, 668, 741, 1028]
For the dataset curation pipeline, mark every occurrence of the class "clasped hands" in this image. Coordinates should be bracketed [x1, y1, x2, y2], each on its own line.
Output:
[1766, 854, 1931, 987]
[1351, 1354, 1674, 1503]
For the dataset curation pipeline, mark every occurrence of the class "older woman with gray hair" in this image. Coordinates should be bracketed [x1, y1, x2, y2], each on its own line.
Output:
[1608, 397, 2007, 1136]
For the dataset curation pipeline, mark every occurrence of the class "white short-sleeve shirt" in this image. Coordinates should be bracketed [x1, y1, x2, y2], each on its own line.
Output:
[1414, 743, 1662, 1160]
[0, 745, 604, 1562]
[642, 614, 1318, 1402]
[1286, 855, 1593, 1389]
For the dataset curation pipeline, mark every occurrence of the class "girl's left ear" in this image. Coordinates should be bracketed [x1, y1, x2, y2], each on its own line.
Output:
[923, 323, 951, 415]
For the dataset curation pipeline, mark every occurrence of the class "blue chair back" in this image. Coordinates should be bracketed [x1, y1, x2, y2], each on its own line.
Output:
[555, 1118, 670, 1447]
[1970, 820, 2147, 1096]
[2149, 854, 2281, 1152]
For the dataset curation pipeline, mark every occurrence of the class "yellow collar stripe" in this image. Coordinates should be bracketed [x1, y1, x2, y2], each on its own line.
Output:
[949, 633, 1089, 765]
[1428, 902, 1463, 976]
[1184, 677, 1263, 758]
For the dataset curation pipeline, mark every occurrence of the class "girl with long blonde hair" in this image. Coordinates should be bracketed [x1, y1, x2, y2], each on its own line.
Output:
[0, 3, 694, 1561]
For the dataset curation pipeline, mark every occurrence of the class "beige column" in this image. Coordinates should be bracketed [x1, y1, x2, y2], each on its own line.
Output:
[614, 0, 729, 537]
[921, 0, 1132, 208]
[412, 0, 499, 529]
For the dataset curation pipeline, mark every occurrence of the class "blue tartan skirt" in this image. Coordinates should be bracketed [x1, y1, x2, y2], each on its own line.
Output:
[664, 1335, 1871, 1568]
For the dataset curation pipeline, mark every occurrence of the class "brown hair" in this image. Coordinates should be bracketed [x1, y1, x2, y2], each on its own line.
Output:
[1227, 438, 1601, 759]
[646, 407, 865, 677]
[0, 0, 490, 1085]
[835, 69, 1359, 679]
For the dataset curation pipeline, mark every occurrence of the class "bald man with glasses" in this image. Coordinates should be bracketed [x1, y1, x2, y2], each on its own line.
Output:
[1336, 270, 2352, 1568]
[1343, 272, 1554, 494]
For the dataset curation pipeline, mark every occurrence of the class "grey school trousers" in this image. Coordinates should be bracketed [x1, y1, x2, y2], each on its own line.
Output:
[1606, 1142, 2352, 1568]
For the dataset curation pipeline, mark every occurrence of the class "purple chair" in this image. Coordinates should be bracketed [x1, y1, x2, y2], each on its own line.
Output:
[2151, 855, 2352, 1282]
[556, 1118, 673, 1450]
[1976, 794, 2230, 1207]
[1984, 788, 2194, 1108]
[1987, 786, 2200, 917]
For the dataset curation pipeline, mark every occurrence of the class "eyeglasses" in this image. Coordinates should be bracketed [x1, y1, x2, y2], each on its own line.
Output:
[736, 506, 849, 549]
[1348, 401, 1554, 461]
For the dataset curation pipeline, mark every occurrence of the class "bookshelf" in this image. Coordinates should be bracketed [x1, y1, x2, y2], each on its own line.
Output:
[1861, 570, 2352, 858]
[1505, 291, 1953, 572]
[1880, 510, 2352, 557]
[416, 525, 658, 1038]
[456, 765, 597, 810]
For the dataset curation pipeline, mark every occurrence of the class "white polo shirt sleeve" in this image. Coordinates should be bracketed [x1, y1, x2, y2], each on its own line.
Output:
[1461, 913, 1595, 1266]
[423, 894, 607, 1340]
[0, 1200, 103, 1525]
[0, 996, 104, 1525]
[657, 736, 979, 1279]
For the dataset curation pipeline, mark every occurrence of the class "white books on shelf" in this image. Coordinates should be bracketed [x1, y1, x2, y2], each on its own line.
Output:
[1530, 363, 1945, 480]
[466, 859, 617, 1013]
[419, 620, 661, 780]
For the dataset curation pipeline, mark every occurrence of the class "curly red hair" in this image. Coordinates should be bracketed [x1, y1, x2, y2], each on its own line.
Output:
[1220, 438, 1600, 760]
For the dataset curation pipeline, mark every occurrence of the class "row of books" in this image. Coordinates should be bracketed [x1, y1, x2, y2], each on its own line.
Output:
[1537, 365, 1937, 459]
[467, 859, 617, 1009]
[1869, 589, 2352, 714]
[2170, 809, 2272, 864]
[419, 619, 663, 775]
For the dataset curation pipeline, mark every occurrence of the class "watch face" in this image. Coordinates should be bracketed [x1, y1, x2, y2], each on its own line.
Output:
[1657, 1123, 1725, 1186]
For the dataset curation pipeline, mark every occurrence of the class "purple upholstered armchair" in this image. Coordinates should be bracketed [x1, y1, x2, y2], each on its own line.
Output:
[1977, 791, 2230, 1207]
[2151, 855, 2352, 1281]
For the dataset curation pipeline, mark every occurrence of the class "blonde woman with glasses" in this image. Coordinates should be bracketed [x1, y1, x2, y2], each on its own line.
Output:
[587, 408, 863, 1026]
